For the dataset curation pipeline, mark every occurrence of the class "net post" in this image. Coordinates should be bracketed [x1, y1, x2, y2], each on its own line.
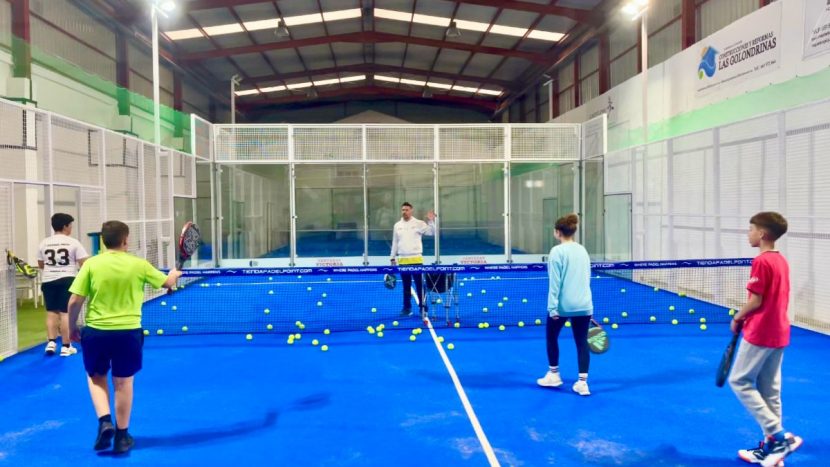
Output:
[87, 232, 102, 255]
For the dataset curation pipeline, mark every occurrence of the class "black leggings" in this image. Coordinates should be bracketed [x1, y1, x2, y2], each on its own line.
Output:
[401, 272, 424, 310]
[546, 315, 591, 373]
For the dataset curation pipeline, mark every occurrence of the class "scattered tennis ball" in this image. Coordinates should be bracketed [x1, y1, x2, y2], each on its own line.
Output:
[602, 317, 610, 324]
[269, 277, 273, 281]
[679, 292, 687, 297]
[287, 339, 294, 345]
[246, 334, 253, 341]
[161, 301, 167, 306]
[322, 293, 328, 298]
[294, 333, 301, 340]
[264, 309, 270, 314]
[324, 328, 330, 334]
[522, 298, 528, 303]
[392, 321, 399, 327]
[216, 283, 222, 287]
[317, 301, 323, 307]
[620, 288, 626, 293]
[157, 329, 164, 335]
[267, 324, 273, 330]
[672, 319, 679, 325]
[295, 320, 301, 326]
[478, 323, 484, 329]
[312, 339, 319, 346]
[689, 308, 696, 314]
[377, 332, 384, 338]
[438, 336, 445, 343]
[307, 287, 312, 291]
[483, 307, 489, 313]
[700, 324, 707, 331]
[649, 316, 657, 322]
[171, 306, 177, 311]
[454, 322, 460, 328]
[371, 307, 377, 313]
[467, 292, 473, 297]
[481, 289, 486, 294]
[535, 319, 542, 325]
[729, 309, 736, 316]
[436, 298, 443, 304]
[499, 325, 506, 331]
[503, 296, 508, 301]
[367, 326, 375, 334]
[377, 324, 385, 331]
[611, 323, 619, 329]
[297, 275, 302, 279]
[498, 302, 504, 308]
[321, 345, 329, 351]
[268, 290, 274, 295]
[518, 321, 525, 327]
[621, 312, 629, 318]
[447, 343, 455, 350]
[700, 317, 707, 324]
[483, 323, 490, 328]
[326, 278, 332, 282]
[143, 329, 150, 336]
[669, 306, 675, 311]
[182, 326, 188, 332]
[299, 324, 305, 330]
[654, 287, 660, 292]
[565, 321, 572, 328]
[409, 335, 416, 342]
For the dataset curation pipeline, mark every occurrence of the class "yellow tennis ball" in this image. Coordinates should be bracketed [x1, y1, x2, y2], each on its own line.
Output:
[436, 298, 443, 304]
[312, 339, 319, 346]
[299, 324, 305, 330]
[295, 320, 301, 326]
[689, 308, 696, 314]
[700, 324, 707, 331]
[672, 319, 679, 325]
[498, 303, 503, 308]
[467, 292, 473, 297]
[324, 329, 330, 334]
[294, 333, 301, 340]
[483, 322, 490, 328]
[503, 297, 508, 301]
[171, 306, 177, 311]
[679, 292, 687, 297]
[267, 324, 273, 330]
[565, 321, 572, 328]
[307, 287, 312, 291]
[392, 321, 399, 327]
[669, 306, 675, 311]
[620, 288, 626, 293]
[371, 307, 377, 313]
[287, 339, 294, 345]
[317, 301, 323, 307]
[481, 289, 486, 294]
[454, 322, 460, 328]
[367, 326, 375, 334]
[268, 290, 274, 295]
[483, 307, 489, 313]
[602, 317, 609, 324]
[377, 332, 384, 338]
[654, 287, 660, 292]
[498, 325, 506, 331]
[181, 326, 188, 332]
[478, 323, 484, 329]
[409, 335, 416, 342]
[729, 309, 736, 316]
[700, 317, 707, 324]
[438, 336, 444, 343]
[246, 334, 253, 341]
[622, 312, 629, 318]
[161, 301, 167, 306]
[649, 316, 656, 322]
[156, 329, 164, 335]
[518, 321, 525, 327]
[322, 293, 328, 298]
[611, 323, 619, 329]
[321, 345, 329, 351]
[535, 319, 542, 325]
[447, 343, 455, 350]
[264, 309, 270, 314]
[143, 329, 150, 336]
[522, 298, 528, 303]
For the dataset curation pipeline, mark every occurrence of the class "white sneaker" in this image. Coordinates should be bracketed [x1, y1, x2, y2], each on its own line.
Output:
[537, 371, 563, 388]
[45, 341, 57, 356]
[572, 380, 591, 396]
[60, 345, 78, 357]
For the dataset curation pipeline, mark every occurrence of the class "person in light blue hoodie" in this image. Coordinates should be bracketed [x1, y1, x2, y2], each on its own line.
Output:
[537, 213, 594, 396]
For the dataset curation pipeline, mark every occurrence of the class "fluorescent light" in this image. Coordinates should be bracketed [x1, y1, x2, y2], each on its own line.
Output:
[477, 88, 502, 96]
[158, 0, 176, 13]
[453, 85, 479, 93]
[259, 85, 286, 93]
[235, 89, 260, 96]
[400, 78, 427, 86]
[203, 23, 244, 37]
[412, 13, 450, 27]
[374, 75, 400, 83]
[286, 82, 313, 89]
[284, 13, 324, 26]
[323, 8, 362, 21]
[164, 29, 203, 40]
[527, 30, 565, 42]
[489, 24, 528, 38]
[453, 19, 489, 33]
[426, 82, 452, 90]
[243, 19, 280, 32]
[375, 8, 412, 22]
[339, 75, 366, 83]
[313, 78, 341, 86]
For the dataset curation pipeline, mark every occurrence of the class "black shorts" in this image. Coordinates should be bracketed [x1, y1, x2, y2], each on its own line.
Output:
[41, 277, 75, 313]
[81, 327, 144, 378]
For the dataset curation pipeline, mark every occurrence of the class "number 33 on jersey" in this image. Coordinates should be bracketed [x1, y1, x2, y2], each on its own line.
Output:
[37, 234, 89, 283]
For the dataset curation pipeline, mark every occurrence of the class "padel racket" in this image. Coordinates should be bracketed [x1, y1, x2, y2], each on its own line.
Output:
[168, 222, 201, 294]
[587, 319, 610, 354]
[6, 249, 38, 279]
[716, 333, 740, 387]
[383, 273, 397, 290]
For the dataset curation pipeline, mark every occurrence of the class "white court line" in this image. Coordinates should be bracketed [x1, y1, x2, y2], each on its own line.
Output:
[414, 287, 501, 467]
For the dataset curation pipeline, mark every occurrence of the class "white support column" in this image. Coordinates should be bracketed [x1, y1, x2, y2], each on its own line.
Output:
[666, 139, 674, 259]
[503, 126, 512, 262]
[288, 126, 297, 265]
[433, 126, 441, 263]
[713, 127, 722, 258]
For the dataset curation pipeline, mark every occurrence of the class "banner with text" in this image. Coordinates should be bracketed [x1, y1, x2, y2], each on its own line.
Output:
[804, 0, 830, 59]
[695, 1, 782, 94]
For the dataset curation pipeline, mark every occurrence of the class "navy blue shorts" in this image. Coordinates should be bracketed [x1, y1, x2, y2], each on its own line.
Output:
[41, 277, 74, 313]
[80, 327, 144, 378]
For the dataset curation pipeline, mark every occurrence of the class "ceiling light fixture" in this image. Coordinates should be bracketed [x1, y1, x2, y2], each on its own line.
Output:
[275, 19, 290, 38]
[446, 21, 461, 38]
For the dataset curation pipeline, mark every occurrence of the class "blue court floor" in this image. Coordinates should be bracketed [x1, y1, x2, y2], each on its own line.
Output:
[1, 324, 828, 466]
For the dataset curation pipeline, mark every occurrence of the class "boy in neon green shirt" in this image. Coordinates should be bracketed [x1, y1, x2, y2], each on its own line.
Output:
[68, 221, 181, 454]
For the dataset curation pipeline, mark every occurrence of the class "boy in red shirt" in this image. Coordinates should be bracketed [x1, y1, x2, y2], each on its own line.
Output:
[729, 212, 802, 466]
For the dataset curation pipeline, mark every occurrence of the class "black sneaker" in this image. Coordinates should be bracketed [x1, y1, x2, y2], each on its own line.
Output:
[113, 432, 135, 454]
[759, 433, 802, 467]
[400, 308, 413, 317]
[93, 421, 115, 451]
[738, 440, 766, 464]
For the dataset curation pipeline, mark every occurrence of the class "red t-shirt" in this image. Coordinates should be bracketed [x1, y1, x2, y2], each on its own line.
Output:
[743, 251, 790, 348]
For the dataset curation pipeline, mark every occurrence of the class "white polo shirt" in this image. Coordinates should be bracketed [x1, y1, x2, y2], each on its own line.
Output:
[391, 217, 435, 260]
[37, 234, 89, 283]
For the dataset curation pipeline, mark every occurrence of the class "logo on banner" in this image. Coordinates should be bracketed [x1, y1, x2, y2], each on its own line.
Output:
[698, 46, 719, 79]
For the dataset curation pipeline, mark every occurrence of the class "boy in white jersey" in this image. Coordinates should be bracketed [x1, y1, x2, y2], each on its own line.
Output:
[37, 213, 89, 356]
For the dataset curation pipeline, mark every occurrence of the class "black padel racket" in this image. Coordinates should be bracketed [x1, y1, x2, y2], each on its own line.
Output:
[716, 333, 740, 388]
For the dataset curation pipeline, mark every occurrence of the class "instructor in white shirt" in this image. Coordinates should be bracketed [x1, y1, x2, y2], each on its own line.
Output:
[390, 202, 435, 317]
[38, 213, 89, 356]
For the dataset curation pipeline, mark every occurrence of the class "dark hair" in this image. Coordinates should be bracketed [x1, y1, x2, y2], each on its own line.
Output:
[401, 202, 413, 208]
[101, 221, 130, 249]
[750, 212, 788, 241]
[554, 213, 579, 237]
[51, 213, 74, 232]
